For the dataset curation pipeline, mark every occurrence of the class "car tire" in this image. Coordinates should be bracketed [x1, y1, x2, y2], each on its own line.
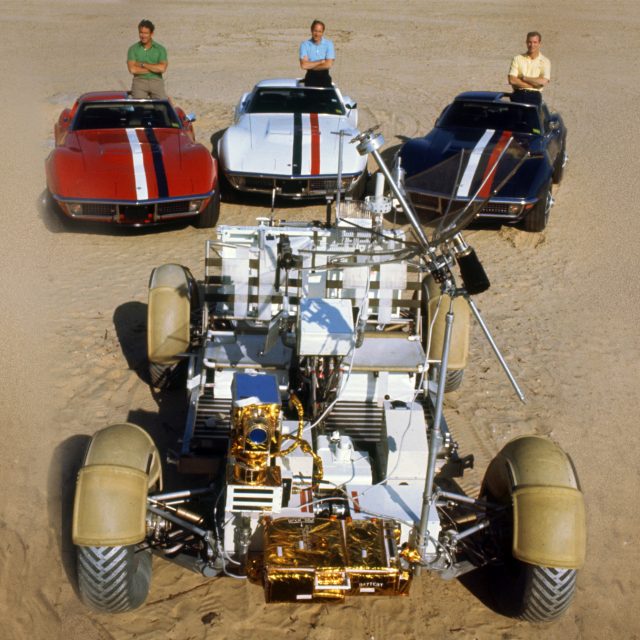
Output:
[77, 544, 152, 613]
[350, 170, 369, 201]
[522, 182, 552, 232]
[194, 189, 220, 229]
[218, 170, 239, 204]
[552, 148, 567, 184]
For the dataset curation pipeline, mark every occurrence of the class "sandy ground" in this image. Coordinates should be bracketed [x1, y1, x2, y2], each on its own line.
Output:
[1, 1, 639, 638]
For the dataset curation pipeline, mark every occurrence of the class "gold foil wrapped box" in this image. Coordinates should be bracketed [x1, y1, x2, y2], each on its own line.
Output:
[261, 517, 411, 602]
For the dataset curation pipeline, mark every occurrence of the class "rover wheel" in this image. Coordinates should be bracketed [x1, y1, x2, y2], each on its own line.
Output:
[147, 264, 195, 390]
[444, 368, 464, 392]
[522, 183, 552, 232]
[492, 558, 577, 622]
[481, 436, 584, 622]
[149, 360, 186, 390]
[194, 189, 220, 229]
[419, 276, 469, 392]
[77, 544, 152, 613]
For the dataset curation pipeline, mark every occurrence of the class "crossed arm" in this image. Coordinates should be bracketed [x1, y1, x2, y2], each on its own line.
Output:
[127, 59, 168, 76]
[300, 56, 334, 71]
[508, 74, 549, 89]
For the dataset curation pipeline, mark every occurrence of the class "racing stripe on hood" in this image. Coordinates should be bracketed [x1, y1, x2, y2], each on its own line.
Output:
[126, 128, 149, 200]
[309, 113, 320, 175]
[143, 128, 169, 198]
[456, 129, 495, 197]
[292, 112, 302, 176]
[478, 130, 512, 198]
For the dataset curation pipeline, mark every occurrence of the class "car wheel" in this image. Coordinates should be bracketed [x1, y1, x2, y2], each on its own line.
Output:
[349, 170, 369, 200]
[194, 189, 220, 229]
[218, 170, 239, 204]
[552, 148, 567, 184]
[522, 182, 552, 232]
[77, 544, 152, 613]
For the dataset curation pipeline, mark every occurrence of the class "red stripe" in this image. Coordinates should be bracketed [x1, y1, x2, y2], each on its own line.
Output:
[301, 488, 311, 512]
[478, 130, 511, 198]
[309, 113, 320, 175]
[351, 490, 360, 513]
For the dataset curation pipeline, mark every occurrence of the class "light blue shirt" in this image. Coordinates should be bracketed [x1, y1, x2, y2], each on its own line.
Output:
[299, 37, 335, 62]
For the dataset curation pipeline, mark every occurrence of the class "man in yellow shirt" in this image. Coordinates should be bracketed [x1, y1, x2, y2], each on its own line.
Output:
[508, 31, 550, 99]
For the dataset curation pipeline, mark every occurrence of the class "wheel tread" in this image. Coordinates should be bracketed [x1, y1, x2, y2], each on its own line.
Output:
[520, 565, 577, 622]
[77, 545, 151, 613]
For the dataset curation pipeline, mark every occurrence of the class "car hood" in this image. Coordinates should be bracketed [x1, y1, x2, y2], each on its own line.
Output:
[223, 113, 366, 176]
[400, 126, 545, 199]
[48, 128, 214, 201]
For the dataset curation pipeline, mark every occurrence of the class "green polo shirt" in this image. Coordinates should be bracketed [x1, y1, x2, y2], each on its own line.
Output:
[127, 40, 168, 79]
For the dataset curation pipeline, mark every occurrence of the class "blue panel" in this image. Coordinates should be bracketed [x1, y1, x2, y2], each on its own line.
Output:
[232, 372, 280, 405]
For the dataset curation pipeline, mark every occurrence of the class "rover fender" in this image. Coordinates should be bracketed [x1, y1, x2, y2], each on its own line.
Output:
[483, 435, 586, 569]
[423, 275, 470, 370]
[147, 263, 192, 366]
[72, 423, 161, 546]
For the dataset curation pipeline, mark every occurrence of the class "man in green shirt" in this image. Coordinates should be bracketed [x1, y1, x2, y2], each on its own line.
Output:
[127, 19, 168, 99]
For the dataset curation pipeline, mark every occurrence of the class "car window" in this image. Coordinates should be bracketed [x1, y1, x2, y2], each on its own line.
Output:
[74, 102, 181, 130]
[247, 88, 346, 116]
[440, 101, 541, 134]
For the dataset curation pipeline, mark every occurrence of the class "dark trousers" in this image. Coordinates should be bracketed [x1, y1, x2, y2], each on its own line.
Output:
[510, 89, 542, 105]
[304, 69, 333, 87]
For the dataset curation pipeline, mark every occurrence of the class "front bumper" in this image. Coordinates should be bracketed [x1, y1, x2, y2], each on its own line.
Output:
[53, 190, 216, 226]
[225, 171, 364, 198]
[406, 189, 537, 223]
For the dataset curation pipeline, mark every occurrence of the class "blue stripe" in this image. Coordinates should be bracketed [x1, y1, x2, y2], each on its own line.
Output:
[144, 127, 169, 198]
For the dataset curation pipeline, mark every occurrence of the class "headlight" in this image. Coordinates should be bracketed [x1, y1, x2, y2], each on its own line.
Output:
[508, 204, 523, 215]
[66, 203, 82, 216]
[189, 199, 203, 212]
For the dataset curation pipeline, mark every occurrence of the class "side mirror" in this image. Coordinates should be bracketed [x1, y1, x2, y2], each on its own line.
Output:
[186, 112, 197, 123]
[548, 119, 560, 131]
[345, 103, 357, 110]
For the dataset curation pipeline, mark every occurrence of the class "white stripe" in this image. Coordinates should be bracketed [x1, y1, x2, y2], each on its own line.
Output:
[126, 128, 148, 200]
[300, 113, 311, 175]
[456, 129, 494, 197]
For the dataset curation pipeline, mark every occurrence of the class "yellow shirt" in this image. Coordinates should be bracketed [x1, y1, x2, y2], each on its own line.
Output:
[508, 53, 551, 91]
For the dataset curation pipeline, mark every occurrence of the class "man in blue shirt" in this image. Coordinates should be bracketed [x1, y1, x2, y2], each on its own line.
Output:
[299, 20, 335, 87]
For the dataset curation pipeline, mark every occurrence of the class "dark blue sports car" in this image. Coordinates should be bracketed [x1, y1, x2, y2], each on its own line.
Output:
[397, 91, 567, 232]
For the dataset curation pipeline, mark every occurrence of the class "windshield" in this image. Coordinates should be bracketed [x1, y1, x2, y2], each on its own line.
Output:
[247, 88, 346, 115]
[74, 102, 181, 130]
[404, 137, 529, 244]
[439, 101, 541, 135]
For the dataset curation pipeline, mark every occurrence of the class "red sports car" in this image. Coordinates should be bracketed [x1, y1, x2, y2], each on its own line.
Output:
[46, 91, 219, 227]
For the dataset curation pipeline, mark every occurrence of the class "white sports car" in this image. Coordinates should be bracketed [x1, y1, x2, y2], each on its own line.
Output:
[218, 79, 368, 198]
